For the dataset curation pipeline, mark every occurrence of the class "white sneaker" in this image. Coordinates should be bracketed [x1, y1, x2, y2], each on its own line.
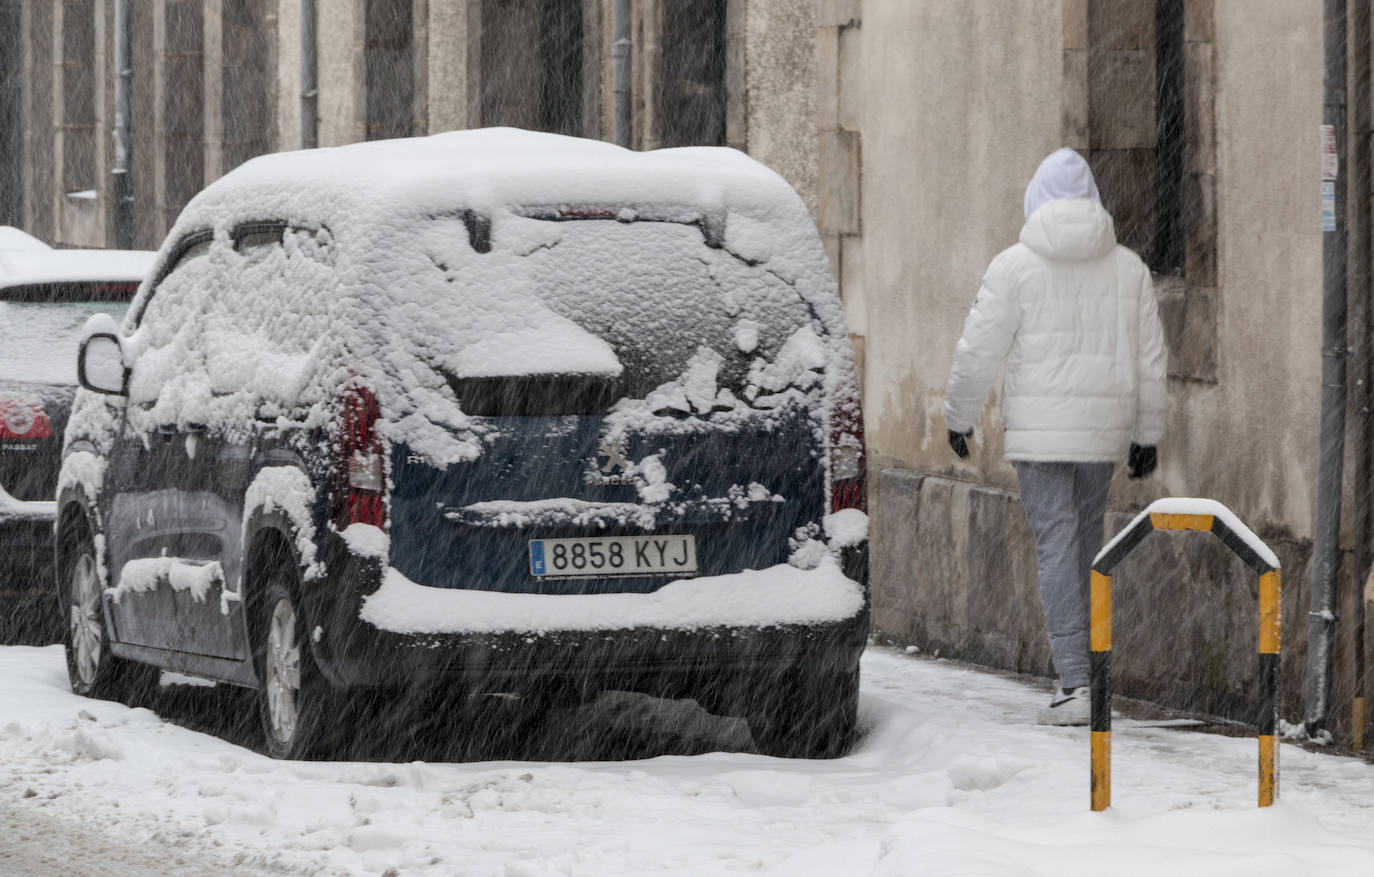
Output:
[1038, 685, 1090, 726]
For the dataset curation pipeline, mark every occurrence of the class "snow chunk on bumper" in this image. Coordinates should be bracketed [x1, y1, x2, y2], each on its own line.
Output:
[359, 556, 864, 635]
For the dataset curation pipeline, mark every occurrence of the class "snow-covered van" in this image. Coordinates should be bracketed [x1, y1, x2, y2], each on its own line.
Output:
[0, 228, 154, 641]
[57, 129, 868, 759]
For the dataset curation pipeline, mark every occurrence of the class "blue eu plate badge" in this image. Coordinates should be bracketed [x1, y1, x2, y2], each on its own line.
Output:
[529, 540, 547, 576]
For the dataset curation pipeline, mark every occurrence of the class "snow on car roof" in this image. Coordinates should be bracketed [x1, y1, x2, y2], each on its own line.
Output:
[0, 227, 155, 289]
[164, 128, 807, 246]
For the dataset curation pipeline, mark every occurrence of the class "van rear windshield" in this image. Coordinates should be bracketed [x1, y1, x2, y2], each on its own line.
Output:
[487, 218, 814, 400]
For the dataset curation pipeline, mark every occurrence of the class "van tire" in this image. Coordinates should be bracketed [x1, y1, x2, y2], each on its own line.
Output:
[59, 516, 157, 706]
[251, 558, 337, 760]
[746, 664, 858, 759]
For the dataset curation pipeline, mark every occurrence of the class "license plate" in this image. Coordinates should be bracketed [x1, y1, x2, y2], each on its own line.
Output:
[528, 535, 698, 578]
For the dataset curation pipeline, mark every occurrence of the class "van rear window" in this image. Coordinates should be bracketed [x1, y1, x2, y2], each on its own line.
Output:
[492, 219, 813, 400]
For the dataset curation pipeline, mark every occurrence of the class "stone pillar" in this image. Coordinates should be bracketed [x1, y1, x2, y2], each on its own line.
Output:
[425, 0, 470, 133]
[276, 0, 303, 151]
[746, 0, 817, 215]
[317, 0, 364, 146]
[202, 0, 223, 183]
[816, 0, 862, 374]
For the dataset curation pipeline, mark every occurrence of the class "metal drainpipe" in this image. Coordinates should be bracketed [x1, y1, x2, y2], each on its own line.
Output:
[1306, 0, 1351, 737]
[301, 0, 318, 149]
[1352, 0, 1371, 754]
[111, 0, 133, 248]
[612, 0, 630, 147]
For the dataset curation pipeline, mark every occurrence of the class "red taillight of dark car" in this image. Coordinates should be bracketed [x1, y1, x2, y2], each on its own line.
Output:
[334, 383, 387, 529]
[0, 399, 52, 440]
[829, 390, 867, 514]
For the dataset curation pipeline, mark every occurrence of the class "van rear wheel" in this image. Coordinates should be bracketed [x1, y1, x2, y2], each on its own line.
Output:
[253, 563, 336, 760]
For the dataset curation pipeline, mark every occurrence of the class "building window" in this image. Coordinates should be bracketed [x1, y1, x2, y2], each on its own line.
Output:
[1152, 0, 1185, 276]
[61, 0, 97, 195]
[0, 0, 22, 225]
[1078, 0, 1217, 379]
[222, 0, 272, 171]
[481, 0, 584, 137]
[659, 0, 726, 147]
[366, 0, 414, 141]
[163, 0, 204, 233]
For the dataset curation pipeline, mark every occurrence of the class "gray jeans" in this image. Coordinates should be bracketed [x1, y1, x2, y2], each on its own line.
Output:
[1012, 461, 1114, 690]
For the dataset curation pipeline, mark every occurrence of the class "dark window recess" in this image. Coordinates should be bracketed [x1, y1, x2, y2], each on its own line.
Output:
[221, 0, 272, 171]
[61, 0, 97, 193]
[538, 0, 582, 136]
[1153, 0, 1185, 275]
[163, 0, 205, 231]
[0, 282, 140, 304]
[365, 0, 414, 141]
[480, 0, 583, 137]
[660, 0, 726, 147]
[447, 374, 622, 417]
[0, 0, 23, 226]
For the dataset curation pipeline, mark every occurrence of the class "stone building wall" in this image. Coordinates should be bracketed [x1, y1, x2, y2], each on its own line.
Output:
[855, 0, 1373, 745]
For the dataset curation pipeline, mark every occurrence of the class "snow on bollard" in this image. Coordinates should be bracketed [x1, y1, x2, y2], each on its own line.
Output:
[1088, 498, 1282, 812]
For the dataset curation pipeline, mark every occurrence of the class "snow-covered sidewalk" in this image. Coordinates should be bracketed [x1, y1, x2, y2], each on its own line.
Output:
[1, 643, 1372, 876]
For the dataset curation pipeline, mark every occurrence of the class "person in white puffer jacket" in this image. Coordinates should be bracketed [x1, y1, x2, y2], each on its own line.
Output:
[944, 148, 1168, 726]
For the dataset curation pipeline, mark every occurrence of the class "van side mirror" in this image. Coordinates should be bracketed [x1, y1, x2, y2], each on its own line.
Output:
[79, 333, 129, 396]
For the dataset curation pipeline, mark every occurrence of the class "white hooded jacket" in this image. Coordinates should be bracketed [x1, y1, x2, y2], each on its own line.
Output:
[945, 152, 1168, 462]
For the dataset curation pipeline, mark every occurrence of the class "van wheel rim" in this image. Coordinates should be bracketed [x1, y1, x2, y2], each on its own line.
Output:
[265, 597, 302, 744]
[70, 554, 103, 686]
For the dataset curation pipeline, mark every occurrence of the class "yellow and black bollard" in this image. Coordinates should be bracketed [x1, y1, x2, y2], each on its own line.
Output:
[1088, 500, 1281, 811]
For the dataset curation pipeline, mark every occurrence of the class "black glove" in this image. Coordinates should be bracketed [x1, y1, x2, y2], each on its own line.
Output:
[1127, 443, 1157, 479]
[948, 428, 972, 459]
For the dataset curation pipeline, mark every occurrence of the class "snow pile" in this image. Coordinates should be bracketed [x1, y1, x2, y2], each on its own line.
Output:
[109, 556, 224, 606]
[2, 645, 1374, 875]
[360, 555, 864, 634]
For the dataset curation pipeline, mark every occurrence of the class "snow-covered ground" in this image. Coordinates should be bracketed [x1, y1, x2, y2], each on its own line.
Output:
[1, 643, 1372, 876]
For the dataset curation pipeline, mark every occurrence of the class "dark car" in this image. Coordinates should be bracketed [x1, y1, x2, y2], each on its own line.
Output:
[57, 129, 869, 760]
[0, 228, 153, 641]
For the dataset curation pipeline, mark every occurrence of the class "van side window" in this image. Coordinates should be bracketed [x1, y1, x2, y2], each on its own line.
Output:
[168, 238, 212, 275]
[234, 224, 285, 254]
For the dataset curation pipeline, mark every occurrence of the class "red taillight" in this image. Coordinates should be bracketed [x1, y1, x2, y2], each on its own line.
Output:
[0, 399, 52, 440]
[829, 391, 867, 514]
[335, 384, 386, 529]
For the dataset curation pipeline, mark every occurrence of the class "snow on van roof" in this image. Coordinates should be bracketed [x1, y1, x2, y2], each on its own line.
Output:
[166, 128, 807, 244]
[0, 227, 155, 289]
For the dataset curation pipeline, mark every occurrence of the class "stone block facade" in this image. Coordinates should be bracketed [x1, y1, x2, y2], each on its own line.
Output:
[870, 467, 1368, 732]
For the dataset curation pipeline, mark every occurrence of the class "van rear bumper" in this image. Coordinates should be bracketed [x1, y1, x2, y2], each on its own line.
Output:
[308, 541, 870, 702]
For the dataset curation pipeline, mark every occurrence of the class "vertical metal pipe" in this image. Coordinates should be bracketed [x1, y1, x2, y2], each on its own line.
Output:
[1349, 0, 1371, 753]
[1306, 0, 1351, 736]
[611, 0, 630, 147]
[301, 0, 318, 148]
[112, 0, 133, 248]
